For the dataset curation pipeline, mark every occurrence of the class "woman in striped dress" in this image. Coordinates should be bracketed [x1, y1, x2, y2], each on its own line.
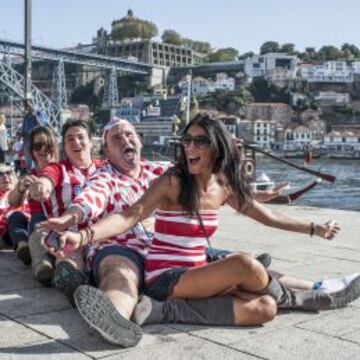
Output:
[57, 112, 342, 328]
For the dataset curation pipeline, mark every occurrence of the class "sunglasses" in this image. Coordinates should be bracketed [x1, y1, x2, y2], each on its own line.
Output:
[180, 134, 211, 149]
[32, 142, 51, 152]
[0, 170, 13, 177]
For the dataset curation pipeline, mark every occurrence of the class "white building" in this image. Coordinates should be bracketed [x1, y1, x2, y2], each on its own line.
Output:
[252, 119, 274, 149]
[266, 67, 294, 87]
[324, 130, 360, 152]
[284, 125, 315, 151]
[351, 61, 360, 74]
[178, 74, 235, 96]
[244, 53, 298, 81]
[299, 61, 353, 83]
[315, 91, 350, 105]
[191, 76, 215, 96]
[214, 76, 235, 91]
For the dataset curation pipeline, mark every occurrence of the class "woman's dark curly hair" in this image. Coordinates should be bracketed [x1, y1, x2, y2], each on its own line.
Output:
[172, 112, 253, 213]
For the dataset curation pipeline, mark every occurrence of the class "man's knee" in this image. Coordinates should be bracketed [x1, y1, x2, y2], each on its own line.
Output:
[253, 295, 277, 324]
[234, 295, 277, 326]
[99, 255, 140, 291]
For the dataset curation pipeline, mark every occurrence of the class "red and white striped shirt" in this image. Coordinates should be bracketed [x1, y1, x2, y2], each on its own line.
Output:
[70, 160, 171, 267]
[0, 190, 30, 237]
[145, 209, 218, 284]
[40, 159, 103, 217]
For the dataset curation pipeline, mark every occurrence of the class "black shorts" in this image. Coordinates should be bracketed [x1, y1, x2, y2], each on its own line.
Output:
[91, 245, 145, 290]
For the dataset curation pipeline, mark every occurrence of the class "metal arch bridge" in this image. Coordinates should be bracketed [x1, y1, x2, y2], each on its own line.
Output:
[0, 39, 153, 132]
[0, 39, 151, 74]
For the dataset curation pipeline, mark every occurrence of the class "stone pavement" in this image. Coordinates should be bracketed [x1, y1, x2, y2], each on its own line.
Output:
[1, 204, 360, 360]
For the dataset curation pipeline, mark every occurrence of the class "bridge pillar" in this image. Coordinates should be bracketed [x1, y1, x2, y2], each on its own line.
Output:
[51, 60, 67, 109]
[102, 67, 119, 108]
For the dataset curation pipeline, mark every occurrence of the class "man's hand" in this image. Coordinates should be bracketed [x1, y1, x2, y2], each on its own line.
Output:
[42, 230, 82, 258]
[39, 214, 76, 232]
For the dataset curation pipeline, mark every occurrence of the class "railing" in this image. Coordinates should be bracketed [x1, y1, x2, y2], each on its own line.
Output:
[0, 60, 61, 132]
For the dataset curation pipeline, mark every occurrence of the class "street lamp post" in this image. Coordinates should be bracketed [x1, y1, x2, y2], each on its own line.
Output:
[24, 0, 32, 101]
[185, 70, 192, 124]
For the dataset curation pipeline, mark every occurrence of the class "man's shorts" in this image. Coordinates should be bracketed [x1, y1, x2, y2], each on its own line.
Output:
[91, 245, 145, 290]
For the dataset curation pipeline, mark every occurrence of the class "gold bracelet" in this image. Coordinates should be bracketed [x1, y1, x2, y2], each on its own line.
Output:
[79, 230, 86, 247]
[89, 228, 95, 244]
[70, 213, 78, 226]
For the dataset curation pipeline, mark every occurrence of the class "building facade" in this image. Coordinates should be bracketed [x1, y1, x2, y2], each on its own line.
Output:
[245, 103, 292, 126]
[244, 53, 298, 81]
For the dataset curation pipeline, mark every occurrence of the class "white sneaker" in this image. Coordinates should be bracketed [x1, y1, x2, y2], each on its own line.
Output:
[320, 273, 360, 294]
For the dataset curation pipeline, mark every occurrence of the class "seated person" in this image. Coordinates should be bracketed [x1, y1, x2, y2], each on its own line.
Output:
[0, 165, 30, 264]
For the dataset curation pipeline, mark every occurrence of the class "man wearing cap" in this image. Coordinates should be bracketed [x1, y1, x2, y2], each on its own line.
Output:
[42, 117, 170, 346]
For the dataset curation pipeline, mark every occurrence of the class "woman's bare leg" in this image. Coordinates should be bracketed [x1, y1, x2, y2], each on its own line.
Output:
[171, 253, 268, 299]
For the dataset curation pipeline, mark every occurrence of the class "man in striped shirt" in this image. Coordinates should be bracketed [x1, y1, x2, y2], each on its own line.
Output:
[42, 117, 170, 346]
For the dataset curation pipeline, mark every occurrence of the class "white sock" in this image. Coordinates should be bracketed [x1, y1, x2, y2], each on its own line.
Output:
[319, 273, 360, 294]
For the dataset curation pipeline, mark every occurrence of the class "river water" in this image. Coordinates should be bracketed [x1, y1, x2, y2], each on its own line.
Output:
[256, 157, 360, 212]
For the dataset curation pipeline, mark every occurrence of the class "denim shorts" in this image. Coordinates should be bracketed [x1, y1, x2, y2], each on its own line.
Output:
[145, 267, 188, 301]
[91, 245, 145, 289]
[206, 247, 232, 262]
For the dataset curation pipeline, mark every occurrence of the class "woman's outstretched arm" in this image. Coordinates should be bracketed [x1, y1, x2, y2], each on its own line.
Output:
[51, 174, 174, 256]
[227, 197, 340, 240]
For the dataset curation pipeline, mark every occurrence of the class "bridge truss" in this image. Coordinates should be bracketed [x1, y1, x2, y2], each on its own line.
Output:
[0, 39, 153, 131]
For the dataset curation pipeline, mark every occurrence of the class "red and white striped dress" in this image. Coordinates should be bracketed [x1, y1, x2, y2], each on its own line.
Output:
[145, 209, 218, 284]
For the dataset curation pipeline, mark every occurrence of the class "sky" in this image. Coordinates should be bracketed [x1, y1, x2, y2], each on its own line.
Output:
[1, 0, 360, 54]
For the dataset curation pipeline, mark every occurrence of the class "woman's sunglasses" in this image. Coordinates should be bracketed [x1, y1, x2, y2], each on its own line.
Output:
[32, 142, 51, 152]
[180, 134, 211, 149]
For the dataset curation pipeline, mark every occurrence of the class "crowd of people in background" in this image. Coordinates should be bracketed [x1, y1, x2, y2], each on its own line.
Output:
[1, 103, 360, 348]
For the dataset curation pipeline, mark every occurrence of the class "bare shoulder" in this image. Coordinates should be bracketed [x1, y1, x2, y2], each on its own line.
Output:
[152, 172, 181, 202]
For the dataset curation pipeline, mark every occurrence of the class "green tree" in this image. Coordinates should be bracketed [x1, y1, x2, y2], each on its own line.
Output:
[250, 79, 290, 103]
[182, 38, 211, 53]
[206, 48, 239, 63]
[162, 29, 182, 45]
[280, 43, 295, 54]
[111, 18, 158, 40]
[317, 45, 341, 60]
[238, 51, 254, 60]
[305, 47, 317, 59]
[198, 86, 252, 116]
[260, 41, 280, 54]
[341, 43, 360, 60]
[70, 81, 101, 109]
